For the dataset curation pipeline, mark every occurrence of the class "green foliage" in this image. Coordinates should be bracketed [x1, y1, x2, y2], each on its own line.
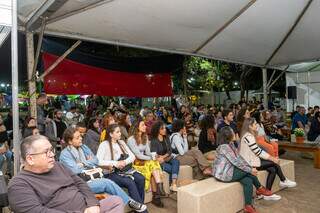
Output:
[294, 128, 305, 137]
[181, 56, 237, 94]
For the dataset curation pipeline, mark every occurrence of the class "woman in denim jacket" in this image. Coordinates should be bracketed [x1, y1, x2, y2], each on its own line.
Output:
[59, 126, 146, 212]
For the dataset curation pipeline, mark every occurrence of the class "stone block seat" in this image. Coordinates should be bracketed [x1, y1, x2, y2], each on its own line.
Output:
[177, 159, 295, 213]
[143, 165, 193, 203]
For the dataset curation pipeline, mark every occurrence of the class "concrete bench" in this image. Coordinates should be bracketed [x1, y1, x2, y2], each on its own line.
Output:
[144, 165, 193, 203]
[177, 159, 295, 213]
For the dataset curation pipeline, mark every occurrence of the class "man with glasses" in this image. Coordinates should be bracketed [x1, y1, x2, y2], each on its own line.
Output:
[7, 135, 124, 213]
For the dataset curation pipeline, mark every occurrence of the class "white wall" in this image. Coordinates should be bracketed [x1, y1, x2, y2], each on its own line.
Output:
[286, 71, 320, 112]
[200, 90, 260, 106]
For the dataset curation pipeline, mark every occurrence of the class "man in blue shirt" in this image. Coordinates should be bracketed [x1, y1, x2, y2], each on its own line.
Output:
[292, 106, 308, 131]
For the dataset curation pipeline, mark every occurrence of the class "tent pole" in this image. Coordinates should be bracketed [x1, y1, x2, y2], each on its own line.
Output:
[39, 40, 82, 80]
[11, 0, 20, 175]
[26, 32, 37, 118]
[262, 68, 268, 109]
[31, 18, 46, 80]
[267, 69, 276, 88]
[267, 69, 287, 89]
[307, 71, 310, 108]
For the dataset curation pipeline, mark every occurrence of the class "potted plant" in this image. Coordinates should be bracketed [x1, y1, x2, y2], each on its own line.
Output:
[293, 128, 305, 143]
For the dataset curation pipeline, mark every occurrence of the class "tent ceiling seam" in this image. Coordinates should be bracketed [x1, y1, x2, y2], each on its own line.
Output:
[26, 0, 69, 31]
[265, 0, 313, 66]
[46, 0, 115, 25]
[25, 0, 56, 30]
[193, 0, 257, 53]
[23, 0, 49, 24]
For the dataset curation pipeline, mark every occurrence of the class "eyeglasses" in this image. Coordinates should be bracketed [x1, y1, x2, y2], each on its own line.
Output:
[28, 147, 55, 157]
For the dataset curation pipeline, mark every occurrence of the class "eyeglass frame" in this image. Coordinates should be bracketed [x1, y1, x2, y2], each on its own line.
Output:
[27, 146, 55, 157]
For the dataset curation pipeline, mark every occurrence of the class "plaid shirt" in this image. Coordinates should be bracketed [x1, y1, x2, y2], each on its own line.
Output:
[212, 143, 252, 182]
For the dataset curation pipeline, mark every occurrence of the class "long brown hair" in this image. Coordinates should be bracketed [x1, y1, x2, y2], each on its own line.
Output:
[106, 123, 126, 160]
[237, 108, 248, 130]
[118, 113, 130, 131]
[129, 118, 148, 145]
[240, 117, 257, 138]
[102, 112, 115, 129]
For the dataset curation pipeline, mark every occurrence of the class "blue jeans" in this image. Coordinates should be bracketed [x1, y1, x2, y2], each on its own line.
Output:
[106, 172, 145, 204]
[87, 178, 130, 204]
[0, 150, 13, 174]
[161, 158, 180, 182]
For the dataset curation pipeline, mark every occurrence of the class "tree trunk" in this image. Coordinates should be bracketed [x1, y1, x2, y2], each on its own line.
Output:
[239, 65, 254, 102]
[240, 88, 245, 100]
[225, 90, 231, 100]
[245, 89, 249, 103]
[182, 59, 188, 96]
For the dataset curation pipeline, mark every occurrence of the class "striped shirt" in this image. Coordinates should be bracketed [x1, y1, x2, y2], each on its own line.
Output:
[243, 135, 269, 159]
[239, 132, 270, 167]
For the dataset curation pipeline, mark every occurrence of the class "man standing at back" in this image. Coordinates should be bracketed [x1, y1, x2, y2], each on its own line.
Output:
[8, 135, 124, 213]
[36, 93, 48, 134]
[45, 109, 67, 145]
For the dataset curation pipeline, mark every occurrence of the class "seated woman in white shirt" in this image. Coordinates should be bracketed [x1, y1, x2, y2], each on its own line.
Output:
[170, 119, 212, 179]
[97, 124, 147, 212]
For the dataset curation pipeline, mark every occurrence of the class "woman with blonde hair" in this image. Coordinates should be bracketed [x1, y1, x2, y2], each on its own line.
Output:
[127, 118, 165, 207]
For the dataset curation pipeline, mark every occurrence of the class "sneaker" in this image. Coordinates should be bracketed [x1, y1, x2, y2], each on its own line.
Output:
[170, 184, 178, 192]
[128, 200, 147, 212]
[256, 187, 272, 196]
[244, 205, 258, 213]
[279, 179, 297, 188]
[263, 193, 281, 201]
[256, 195, 264, 200]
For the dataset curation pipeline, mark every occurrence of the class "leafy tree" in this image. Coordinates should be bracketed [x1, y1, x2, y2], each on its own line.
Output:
[177, 56, 238, 99]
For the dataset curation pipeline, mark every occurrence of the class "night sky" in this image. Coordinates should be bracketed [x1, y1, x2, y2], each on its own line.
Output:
[0, 33, 28, 85]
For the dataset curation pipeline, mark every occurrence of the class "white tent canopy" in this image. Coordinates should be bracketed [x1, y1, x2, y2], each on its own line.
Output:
[285, 61, 320, 73]
[0, 0, 11, 47]
[0, 0, 11, 26]
[16, 0, 320, 69]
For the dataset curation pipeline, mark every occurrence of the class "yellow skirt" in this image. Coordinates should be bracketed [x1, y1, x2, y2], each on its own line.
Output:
[133, 160, 162, 191]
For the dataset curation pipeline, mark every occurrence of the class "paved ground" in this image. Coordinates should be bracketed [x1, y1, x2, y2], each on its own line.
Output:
[147, 151, 320, 213]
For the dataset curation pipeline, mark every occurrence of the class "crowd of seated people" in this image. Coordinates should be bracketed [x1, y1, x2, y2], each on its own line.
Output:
[2, 94, 307, 213]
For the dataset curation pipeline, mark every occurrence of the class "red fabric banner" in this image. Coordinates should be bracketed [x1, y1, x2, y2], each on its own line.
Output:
[43, 53, 173, 97]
